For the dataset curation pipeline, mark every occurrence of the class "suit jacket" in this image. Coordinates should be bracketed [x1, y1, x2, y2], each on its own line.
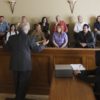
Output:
[5, 31, 45, 71]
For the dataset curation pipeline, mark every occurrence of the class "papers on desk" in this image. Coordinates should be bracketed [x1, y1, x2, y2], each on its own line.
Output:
[70, 64, 86, 71]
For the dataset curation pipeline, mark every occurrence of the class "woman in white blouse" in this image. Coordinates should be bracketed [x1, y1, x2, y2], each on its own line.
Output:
[17, 16, 30, 34]
[6, 24, 18, 42]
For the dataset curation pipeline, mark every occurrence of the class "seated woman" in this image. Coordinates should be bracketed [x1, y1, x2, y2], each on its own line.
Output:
[5, 24, 18, 43]
[76, 24, 95, 48]
[32, 24, 46, 44]
[52, 25, 68, 48]
[94, 15, 100, 41]
[17, 16, 30, 34]
[39, 17, 50, 39]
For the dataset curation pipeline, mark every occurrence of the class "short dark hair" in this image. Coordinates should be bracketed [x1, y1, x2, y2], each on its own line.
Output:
[83, 24, 89, 28]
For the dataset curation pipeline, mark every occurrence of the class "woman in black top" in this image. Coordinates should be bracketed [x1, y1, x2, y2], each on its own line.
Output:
[40, 17, 50, 39]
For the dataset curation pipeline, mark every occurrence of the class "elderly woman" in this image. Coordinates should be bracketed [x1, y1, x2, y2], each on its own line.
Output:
[17, 16, 30, 34]
[52, 25, 68, 48]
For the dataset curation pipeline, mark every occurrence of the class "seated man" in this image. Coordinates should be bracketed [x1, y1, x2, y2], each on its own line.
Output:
[74, 16, 91, 40]
[0, 16, 9, 45]
[52, 15, 68, 33]
[74, 15, 91, 34]
[76, 24, 95, 48]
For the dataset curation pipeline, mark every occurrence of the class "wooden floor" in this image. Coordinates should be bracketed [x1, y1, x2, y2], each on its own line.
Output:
[0, 94, 48, 100]
[49, 76, 96, 100]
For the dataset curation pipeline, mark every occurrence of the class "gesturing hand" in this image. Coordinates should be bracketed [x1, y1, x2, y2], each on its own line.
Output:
[43, 40, 49, 46]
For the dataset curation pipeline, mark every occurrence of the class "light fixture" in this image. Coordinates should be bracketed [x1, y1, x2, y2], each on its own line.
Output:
[8, 0, 16, 14]
[67, 0, 77, 14]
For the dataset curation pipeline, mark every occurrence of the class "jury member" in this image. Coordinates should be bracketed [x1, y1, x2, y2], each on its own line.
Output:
[32, 23, 46, 44]
[76, 24, 95, 48]
[39, 17, 50, 39]
[52, 25, 68, 48]
[74, 15, 91, 40]
[5, 28, 49, 100]
[17, 16, 30, 34]
[52, 15, 68, 33]
[0, 16, 9, 45]
[6, 24, 18, 43]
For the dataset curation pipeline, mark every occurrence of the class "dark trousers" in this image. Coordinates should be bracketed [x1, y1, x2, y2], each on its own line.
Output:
[13, 71, 31, 100]
[77, 70, 96, 83]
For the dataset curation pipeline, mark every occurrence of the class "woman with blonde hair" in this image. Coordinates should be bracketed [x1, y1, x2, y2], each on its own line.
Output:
[17, 16, 30, 34]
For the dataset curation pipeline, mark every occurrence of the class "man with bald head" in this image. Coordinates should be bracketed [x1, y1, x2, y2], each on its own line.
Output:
[74, 15, 90, 33]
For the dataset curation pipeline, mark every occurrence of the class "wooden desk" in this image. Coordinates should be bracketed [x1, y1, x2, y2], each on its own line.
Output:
[49, 76, 96, 100]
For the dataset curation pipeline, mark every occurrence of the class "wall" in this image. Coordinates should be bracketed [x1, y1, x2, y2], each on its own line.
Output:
[0, 0, 100, 28]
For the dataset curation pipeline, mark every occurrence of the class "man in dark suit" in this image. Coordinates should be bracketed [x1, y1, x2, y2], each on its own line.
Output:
[5, 28, 49, 100]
